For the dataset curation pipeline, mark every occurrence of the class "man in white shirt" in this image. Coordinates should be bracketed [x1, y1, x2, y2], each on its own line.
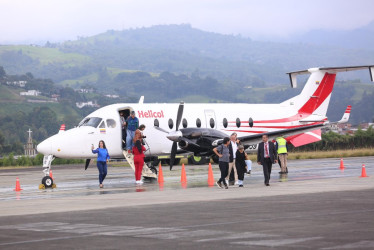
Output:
[226, 133, 239, 185]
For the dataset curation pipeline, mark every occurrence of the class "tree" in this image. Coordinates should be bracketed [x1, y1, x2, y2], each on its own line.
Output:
[0, 66, 6, 78]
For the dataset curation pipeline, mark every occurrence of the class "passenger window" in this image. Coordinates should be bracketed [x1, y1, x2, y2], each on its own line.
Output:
[236, 118, 241, 128]
[154, 119, 159, 127]
[223, 118, 228, 128]
[168, 119, 174, 129]
[196, 118, 201, 128]
[210, 118, 215, 128]
[99, 121, 106, 128]
[106, 119, 116, 128]
[249, 117, 254, 128]
[182, 118, 188, 128]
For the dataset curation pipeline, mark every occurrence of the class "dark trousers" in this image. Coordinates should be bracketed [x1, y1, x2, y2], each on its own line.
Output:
[218, 161, 229, 185]
[122, 128, 127, 148]
[97, 161, 107, 184]
[262, 158, 272, 184]
[237, 165, 245, 181]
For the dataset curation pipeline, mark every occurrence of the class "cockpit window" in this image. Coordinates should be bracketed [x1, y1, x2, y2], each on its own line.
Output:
[99, 121, 106, 128]
[106, 119, 116, 128]
[78, 117, 102, 128]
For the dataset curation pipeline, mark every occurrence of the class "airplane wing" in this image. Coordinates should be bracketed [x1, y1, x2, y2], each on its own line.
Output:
[237, 123, 326, 146]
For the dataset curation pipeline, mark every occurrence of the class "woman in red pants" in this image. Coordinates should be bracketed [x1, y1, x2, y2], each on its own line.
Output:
[132, 125, 146, 184]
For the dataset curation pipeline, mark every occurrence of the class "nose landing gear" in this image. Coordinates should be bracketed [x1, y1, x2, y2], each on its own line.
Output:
[39, 154, 57, 189]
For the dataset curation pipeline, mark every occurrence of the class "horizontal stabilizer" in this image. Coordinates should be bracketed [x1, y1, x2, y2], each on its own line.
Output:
[287, 65, 374, 88]
[288, 129, 321, 147]
[237, 123, 325, 146]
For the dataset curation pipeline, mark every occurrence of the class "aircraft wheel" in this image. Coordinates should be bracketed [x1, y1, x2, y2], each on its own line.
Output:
[42, 176, 53, 188]
[188, 155, 206, 165]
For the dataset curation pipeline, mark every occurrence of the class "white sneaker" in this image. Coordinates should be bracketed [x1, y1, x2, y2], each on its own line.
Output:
[138, 180, 144, 184]
[135, 180, 139, 184]
[235, 181, 239, 185]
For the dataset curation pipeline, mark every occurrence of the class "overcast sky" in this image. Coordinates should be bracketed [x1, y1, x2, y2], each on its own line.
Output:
[1, 0, 373, 44]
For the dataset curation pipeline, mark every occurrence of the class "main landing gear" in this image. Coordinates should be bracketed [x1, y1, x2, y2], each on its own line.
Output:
[39, 154, 56, 189]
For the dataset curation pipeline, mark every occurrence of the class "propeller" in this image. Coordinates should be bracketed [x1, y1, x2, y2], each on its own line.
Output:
[169, 102, 184, 170]
[84, 159, 91, 170]
[153, 101, 184, 170]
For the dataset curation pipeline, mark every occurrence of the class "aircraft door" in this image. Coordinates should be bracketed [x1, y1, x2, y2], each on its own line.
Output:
[204, 109, 216, 129]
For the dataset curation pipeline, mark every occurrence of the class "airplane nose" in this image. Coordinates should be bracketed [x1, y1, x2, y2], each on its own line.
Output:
[37, 139, 52, 155]
[167, 131, 183, 142]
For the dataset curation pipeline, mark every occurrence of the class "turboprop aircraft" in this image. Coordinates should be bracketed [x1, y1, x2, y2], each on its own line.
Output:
[36, 65, 374, 188]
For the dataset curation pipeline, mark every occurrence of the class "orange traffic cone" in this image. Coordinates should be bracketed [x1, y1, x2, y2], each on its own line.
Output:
[339, 158, 345, 170]
[360, 164, 369, 178]
[207, 163, 215, 186]
[158, 163, 164, 184]
[13, 177, 23, 191]
[181, 163, 187, 184]
[49, 170, 54, 180]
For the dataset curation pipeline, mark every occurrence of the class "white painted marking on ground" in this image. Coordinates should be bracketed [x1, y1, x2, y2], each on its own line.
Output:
[322, 241, 374, 249]
[233, 237, 322, 247]
[97, 227, 184, 236]
[139, 229, 224, 240]
[197, 232, 275, 242]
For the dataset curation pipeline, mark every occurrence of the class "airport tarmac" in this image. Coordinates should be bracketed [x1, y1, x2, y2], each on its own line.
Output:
[0, 156, 373, 249]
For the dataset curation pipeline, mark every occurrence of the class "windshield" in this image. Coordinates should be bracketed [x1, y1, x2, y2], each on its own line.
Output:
[78, 117, 103, 128]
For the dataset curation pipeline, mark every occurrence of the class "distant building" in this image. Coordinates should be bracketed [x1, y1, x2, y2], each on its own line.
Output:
[20, 90, 40, 96]
[360, 123, 374, 130]
[76, 88, 95, 93]
[24, 129, 37, 156]
[6, 80, 27, 87]
[105, 94, 119, 98]
[76, 101, 100, 109]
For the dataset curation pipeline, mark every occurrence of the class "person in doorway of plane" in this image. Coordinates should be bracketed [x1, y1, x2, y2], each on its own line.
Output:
[126, 111, 139, 154]
[120, 111, 127, 150]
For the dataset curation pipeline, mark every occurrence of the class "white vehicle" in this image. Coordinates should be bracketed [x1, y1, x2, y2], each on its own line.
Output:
[37, 65, 374, 188]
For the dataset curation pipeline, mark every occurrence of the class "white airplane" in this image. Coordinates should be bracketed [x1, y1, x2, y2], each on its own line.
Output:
[37, 65, 374, 188]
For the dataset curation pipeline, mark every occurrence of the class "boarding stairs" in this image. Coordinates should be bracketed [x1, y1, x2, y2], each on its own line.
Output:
[122, 150, 157, 179]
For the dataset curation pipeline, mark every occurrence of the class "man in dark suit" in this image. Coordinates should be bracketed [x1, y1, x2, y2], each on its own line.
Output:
[257, 134, 277, 186]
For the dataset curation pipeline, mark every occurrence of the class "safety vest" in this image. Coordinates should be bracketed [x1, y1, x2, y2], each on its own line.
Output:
[276, 137, 287, 154]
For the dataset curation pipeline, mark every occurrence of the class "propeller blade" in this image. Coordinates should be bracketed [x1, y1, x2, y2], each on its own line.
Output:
[154, 126, 169, 133]
[170, 142, 178, 170]
[84, 159, 91, 170]
[175, 102, 184, 131]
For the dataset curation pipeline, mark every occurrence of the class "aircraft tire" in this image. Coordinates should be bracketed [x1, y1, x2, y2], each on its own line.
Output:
[41, 176, 53, 188]
[188, 155, 206, 165]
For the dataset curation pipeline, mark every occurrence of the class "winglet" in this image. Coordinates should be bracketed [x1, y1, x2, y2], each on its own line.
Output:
[337, 105, 352, 124]
[139, 96, 144, 104]
[58, 124, 66, 134]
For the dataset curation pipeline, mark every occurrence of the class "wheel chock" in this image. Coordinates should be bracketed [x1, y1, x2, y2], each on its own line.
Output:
[52, 183, 57, 189]
[39, 184, 45, 190]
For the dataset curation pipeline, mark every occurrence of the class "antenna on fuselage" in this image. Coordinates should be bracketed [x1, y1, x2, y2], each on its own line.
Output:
[139, 96, 144, 104]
